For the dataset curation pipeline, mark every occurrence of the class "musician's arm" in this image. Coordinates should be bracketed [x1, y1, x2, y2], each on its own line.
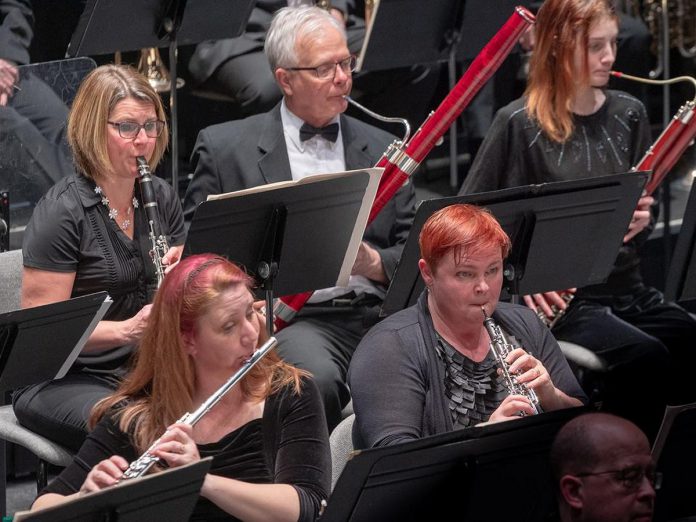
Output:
[364, 178, 417, 282]
[31, 416, 138, 510]
[183, 127, 224, 221]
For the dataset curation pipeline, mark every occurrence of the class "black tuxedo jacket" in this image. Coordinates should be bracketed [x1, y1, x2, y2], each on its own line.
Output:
[183, 103, 416, 281]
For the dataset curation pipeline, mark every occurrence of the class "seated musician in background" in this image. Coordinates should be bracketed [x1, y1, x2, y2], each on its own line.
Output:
[188, 0, 363, 117]
[0, 0, 74, 203]
[31, 254, 331, 522]
[183, 6, 416, 432]
[458, 0, 696, 439]
[348, 204, 585, 449]
[550, 412, 657, 522]
[13, 64, 185, 453]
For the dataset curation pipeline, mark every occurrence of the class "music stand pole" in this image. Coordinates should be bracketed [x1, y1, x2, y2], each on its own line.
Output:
[158, 0, 187, 192]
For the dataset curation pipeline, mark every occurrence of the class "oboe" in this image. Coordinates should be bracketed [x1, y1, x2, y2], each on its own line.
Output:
[136, 156, 169, 287]
[481, 308, 541, 416]
[120, 336, 278, 481]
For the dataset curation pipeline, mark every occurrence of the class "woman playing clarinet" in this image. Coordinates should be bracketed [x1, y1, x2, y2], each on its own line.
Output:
[30, 254, 331, 522]
[14, 64, 185, 453]
[459, 0, 696, 440]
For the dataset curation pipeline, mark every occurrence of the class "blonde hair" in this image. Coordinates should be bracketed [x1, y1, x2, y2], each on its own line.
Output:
[525, 0, 617, 142]
[67, 64, 169, 180]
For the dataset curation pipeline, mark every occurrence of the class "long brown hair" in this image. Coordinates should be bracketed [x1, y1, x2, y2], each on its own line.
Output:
[525, 0, 617, 142]
[91, 254, 307, 453]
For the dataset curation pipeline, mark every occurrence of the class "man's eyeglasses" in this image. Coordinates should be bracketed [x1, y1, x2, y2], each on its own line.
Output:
[285, 55, 357, 80]
[575, 465, 662, 492]
[108, 120, 165, 139]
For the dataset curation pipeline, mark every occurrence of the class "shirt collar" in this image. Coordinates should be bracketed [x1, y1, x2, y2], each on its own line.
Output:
[74, 173, 104, 208]
[280, 99, 340, 152]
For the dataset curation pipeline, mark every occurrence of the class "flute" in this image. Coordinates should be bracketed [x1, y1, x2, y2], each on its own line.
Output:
[120, 336, 278, 481]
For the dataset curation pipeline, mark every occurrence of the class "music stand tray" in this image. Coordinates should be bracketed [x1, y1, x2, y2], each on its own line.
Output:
[13, 458, 212, 522]
[184, 168, 381, 297]
[0, 292, 111, 392]
[322, 406, 586, 521]
[356, 1, 460, 72]
[665, 180, 696, 304]
[382, 171, 648, 315]
[66, 0, 255, 56]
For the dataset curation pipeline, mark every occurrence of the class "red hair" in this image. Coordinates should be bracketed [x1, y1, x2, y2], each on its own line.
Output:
[525, 0, 617, 142]
[91, 254, 307, 453]
[419, 204, 511, 272]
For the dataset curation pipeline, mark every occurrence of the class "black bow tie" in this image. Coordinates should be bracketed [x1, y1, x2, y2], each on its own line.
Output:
[299, 122, 339, 143]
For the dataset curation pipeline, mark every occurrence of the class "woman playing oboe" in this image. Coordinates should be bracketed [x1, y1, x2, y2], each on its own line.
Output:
[348, 204, 585, 449]
[14, 64, 185, 453]
[31, 254, 331, 522]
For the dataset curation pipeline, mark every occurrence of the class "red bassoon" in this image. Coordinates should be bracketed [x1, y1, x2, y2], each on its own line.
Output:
[274, 6, 536, 329]
[611, 71, 696, 195]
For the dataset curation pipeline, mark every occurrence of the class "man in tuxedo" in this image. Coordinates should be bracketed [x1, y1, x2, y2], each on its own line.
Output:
[188, 0, 363, 116]
[183, 5, 416, 432]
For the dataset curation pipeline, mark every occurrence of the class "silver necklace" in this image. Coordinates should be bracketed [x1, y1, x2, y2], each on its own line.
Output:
[94, 186, 139, 231]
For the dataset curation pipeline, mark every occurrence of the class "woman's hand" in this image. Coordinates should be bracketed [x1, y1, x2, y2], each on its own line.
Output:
[506, 347, 555, 402]
[162, 245, 184, 274]
[79, 455, 129, 495]
[624, 195, 654, 243]
[123, 304, 153, 344]
[523, 289, 575, 321]
[505, 348, 583, 411]
[487, 394, 536, 423]
[152, 423, 200, 469]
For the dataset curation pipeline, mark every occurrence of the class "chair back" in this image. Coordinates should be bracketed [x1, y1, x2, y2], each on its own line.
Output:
[0, 249, 23, 314]
[329, 413, 355, 491]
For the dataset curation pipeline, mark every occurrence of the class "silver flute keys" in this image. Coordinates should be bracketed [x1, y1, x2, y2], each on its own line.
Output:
[136, 156, 169, 288]
[120, 336, 279, 481]
[481, 308, 541, 416]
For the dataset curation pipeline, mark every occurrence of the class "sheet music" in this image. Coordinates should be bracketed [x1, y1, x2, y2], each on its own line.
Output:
[355, 0, 381, 72]
[651, 401, 696, 461]
[206, 168, 382, 287]
[55, 296, 112, 379]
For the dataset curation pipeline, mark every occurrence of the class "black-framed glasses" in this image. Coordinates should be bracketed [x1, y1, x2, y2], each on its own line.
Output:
[575, 465, 662, 492]
[107, 120, 165, 139]
[285, 55, 357, 80]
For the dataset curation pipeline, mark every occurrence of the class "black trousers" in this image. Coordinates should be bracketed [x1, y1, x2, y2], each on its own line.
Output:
[276, 302, 381, 433]
[12, 372, 120, 453]
[552, 285, 696, 441]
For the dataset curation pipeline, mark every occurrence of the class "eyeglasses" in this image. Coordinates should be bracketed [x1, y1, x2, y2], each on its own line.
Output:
[575, 465, 662, 492]
[285, 55, 357, 80]
[107, 120, 165, 139]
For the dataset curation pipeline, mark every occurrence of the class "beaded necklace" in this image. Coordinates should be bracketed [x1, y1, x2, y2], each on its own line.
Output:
[94, 185, 139, 231]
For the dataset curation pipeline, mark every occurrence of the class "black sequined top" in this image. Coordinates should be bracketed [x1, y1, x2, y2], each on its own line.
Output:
[435, 335, 509, 428]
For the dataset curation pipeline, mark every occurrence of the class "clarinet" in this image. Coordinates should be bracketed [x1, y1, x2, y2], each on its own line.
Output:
[120, 336, 278, 481]
[481, 308, 541, 416]
[136, 156, 169, 288]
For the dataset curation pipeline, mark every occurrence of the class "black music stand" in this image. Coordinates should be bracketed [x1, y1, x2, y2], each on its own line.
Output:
[12, 458, 212, 522]
[183, 169, 380, 335]
[356, 1, 532, 190]
[652, 403, 696, 522]
[65, 0, 255, 190]
[0, 292, 110, 515]
[382, 171, 649, 315]
[665, 181, 696, 308]
[322, 406, 586, 521]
